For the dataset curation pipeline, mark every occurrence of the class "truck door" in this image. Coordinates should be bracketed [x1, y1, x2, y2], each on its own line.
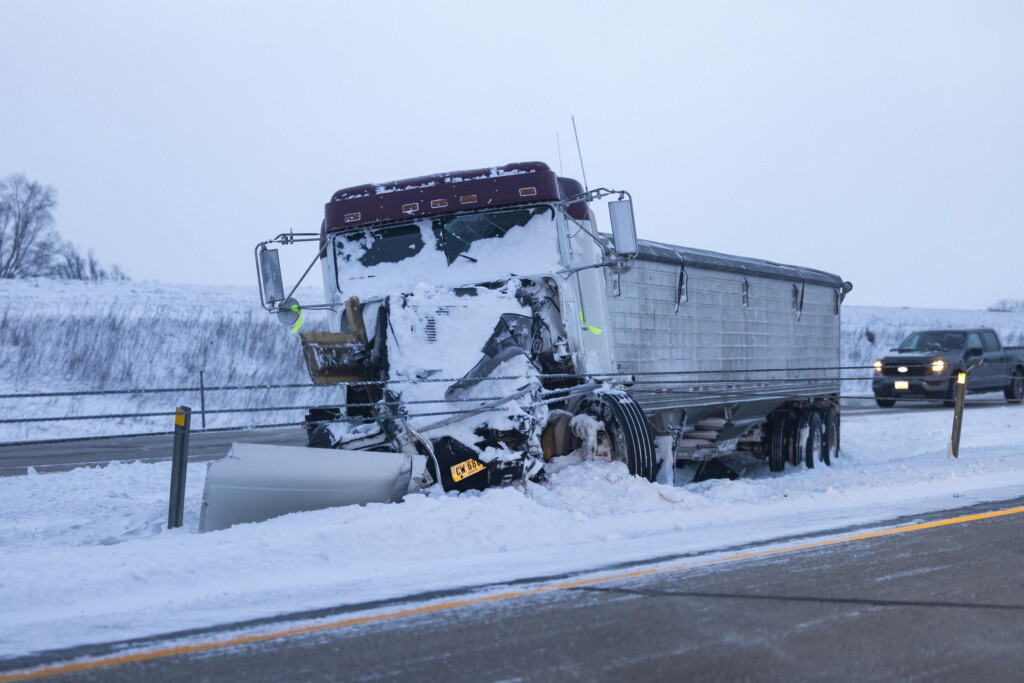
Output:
[977, 330, 1005, 389]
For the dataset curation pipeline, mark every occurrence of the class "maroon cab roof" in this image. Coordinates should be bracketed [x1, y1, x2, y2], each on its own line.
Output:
[323, 161, 588, 235]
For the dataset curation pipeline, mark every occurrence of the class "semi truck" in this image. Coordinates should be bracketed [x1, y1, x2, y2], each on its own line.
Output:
[200, 162, 853, 531]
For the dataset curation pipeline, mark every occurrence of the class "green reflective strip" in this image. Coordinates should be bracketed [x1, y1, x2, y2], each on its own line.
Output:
[290, 305, 304, 334]
[578, 310, 603, 335]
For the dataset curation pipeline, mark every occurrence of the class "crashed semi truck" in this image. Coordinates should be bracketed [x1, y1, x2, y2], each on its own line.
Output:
[200, 161, 852, 531]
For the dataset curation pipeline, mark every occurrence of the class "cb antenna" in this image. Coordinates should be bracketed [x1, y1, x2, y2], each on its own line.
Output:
[556, 133, 564, 177]
[571, 115, 588, 191]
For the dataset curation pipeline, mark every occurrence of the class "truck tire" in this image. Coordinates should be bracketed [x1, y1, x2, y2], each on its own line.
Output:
[795, 409, 824, 469]
[576, 393, 657, 482]
[874, 397, 895, 408]
[768, 410, 795, 473]
[1006, 369, 1024, 403]
[818, 406, 839, 466]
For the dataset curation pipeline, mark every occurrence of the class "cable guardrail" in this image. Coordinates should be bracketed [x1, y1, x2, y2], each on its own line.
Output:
[1, 363, 1020, 447]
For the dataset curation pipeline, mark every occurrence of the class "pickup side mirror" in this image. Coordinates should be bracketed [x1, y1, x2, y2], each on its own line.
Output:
[967, 347, 983, 358]
[608, 199, 639, 258]
[258, 248, 285, 305]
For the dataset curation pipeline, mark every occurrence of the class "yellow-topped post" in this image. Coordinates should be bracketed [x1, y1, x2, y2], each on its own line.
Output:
[168, 405, 192, 528]
[949, 372, 967, 458]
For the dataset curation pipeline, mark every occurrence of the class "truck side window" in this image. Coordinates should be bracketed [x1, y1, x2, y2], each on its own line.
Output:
[966, 332, 982, 351]
[980, 331, 1000, 352]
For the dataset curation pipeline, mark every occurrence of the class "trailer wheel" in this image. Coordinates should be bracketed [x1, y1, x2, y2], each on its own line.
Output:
[576, 393, 656, 482]
[874, 397, 895, 408]
[1005, 369, 1024, 403]
[818, 406, 839, 465]
[795, 409, 824, 469]
[768, 410, 795, 473]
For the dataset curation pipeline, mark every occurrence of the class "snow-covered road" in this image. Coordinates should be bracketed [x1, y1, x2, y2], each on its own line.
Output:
[1, 405, 1022, 661]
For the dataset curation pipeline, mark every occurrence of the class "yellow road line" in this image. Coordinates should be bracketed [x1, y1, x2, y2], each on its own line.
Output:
[4, 504, 1023, 682]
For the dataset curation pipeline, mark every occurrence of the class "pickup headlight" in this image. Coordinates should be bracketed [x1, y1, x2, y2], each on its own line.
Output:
[873, 360, 883, 373]
[931, 359, 947, 373]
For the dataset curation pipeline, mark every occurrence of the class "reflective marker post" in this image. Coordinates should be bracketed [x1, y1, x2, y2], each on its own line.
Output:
[949, 373, 967, 459]
[168, 406, 192, 529]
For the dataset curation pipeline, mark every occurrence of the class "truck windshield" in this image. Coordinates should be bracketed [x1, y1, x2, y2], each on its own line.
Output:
[330, 205, 560, 301]
[898, 332, 965, 352]
[333, 206, 553, 269]
[438, 207, 550, 264]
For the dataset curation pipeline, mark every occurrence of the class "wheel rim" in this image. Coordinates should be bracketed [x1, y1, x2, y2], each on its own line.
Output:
[578, 394, 655, 481]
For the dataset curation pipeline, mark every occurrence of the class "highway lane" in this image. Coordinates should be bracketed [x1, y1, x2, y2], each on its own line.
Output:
[8, 498, 1024, 682]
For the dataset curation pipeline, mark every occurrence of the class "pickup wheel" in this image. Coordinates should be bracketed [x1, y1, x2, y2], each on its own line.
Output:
[874, 398, 896, 408]
[943, 375, 961, 408]
[576, 393, 657, 482]
[1006, 369, 1024, 403]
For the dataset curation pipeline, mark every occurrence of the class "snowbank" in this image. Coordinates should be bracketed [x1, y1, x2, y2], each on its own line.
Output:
[2, 405, 1023, 659]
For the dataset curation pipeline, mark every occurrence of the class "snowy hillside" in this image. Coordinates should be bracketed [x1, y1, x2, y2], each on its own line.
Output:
[0, 279, 327, 441]
[2, 278, 1024, 441]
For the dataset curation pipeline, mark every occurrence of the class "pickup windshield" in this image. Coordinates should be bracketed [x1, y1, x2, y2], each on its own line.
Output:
[898, 331, 965, 352]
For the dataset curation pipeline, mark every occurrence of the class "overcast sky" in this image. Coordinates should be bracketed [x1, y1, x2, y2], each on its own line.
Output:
[2, 1, 1021, 309]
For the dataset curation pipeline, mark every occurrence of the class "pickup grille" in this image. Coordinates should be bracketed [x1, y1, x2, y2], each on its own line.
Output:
[882, 363, 928, 377]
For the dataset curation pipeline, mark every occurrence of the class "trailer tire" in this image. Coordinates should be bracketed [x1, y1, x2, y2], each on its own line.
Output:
[795, 409, 824, 469]
[818, 406, 839, 466]
[768, 410, 795, 473]
[576, 393, 657, 482]
[874, 397, 896, 408]
[1005, 369, 1024, 403]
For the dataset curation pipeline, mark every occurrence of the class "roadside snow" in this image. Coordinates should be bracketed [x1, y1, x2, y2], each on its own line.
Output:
[1, 405, 1022, 660]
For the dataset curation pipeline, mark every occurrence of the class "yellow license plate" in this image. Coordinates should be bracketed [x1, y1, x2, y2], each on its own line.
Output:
[894, 380, 909, 390]
[451, 458, 486, 482]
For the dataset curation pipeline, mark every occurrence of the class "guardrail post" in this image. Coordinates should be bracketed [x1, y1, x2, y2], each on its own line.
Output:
[168, 405, 192, 529]
[948, 372, 967, 459]
[199, 371, 207, 429]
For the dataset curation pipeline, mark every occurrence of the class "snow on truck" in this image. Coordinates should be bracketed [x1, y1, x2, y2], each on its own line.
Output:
[200, 162, 853, 531]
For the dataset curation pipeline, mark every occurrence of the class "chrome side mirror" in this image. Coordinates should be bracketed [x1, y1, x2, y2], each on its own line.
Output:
[608, 199, 638, 257]
[258, 248, 285, 305]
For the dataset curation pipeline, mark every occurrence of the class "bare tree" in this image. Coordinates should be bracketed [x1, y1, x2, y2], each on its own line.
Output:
[0, 174, 58, 278]
[989, 299, 1024, 313]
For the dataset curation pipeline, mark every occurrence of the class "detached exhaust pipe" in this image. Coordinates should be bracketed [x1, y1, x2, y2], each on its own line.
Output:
[199, 444, 427, 532]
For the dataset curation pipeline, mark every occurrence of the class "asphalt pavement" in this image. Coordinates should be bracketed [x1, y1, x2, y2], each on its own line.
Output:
[8, 497, 1024, 682]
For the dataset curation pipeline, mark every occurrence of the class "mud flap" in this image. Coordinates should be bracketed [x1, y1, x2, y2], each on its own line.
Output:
[199, 443, 426, 532]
